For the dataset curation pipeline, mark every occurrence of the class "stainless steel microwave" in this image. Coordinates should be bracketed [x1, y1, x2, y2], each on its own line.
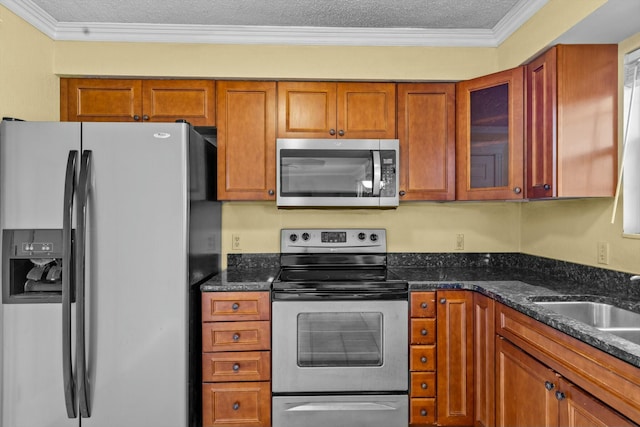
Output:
[276, 138, 399, 207]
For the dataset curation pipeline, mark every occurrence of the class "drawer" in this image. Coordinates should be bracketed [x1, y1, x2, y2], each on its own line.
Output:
[202, 292, 270, 322]
[202, 382, 270, 427]
[411, 292, 436, 318]
[411, 318, 436, 344]
[410, 345, 436, 371]
[410, 397, 436, 426]
[410, 372, 436, 398]
[202, 321, 270, 352]
[202, 351, 270, 382]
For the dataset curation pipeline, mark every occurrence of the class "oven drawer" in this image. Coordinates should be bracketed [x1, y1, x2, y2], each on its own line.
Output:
[411, 318, 436, 344]
[410, 372, 436, 397]
[273, 395, 408, 427]
[202, 351, 271, 382]
[410, 345, 436, 371]
[202, 291, 270, 322]
[410, 397, 436, 425]
[202, 321, 270, 352]
[202, 382, 270, 427]
[411, 292, 436, 318]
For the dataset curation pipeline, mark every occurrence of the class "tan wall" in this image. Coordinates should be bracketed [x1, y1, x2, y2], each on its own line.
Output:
[4, 1, 640, 274]
[0, 6, 58, 120]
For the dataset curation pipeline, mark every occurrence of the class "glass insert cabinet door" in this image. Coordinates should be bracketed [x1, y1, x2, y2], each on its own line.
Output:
[456, 67, 525, 200]
[297, 312, 383, 367]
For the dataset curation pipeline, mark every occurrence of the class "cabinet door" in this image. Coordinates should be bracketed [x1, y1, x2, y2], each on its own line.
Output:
[277, 81, 337, 138]
[141, 80, 215, 125]
[474, 293, 495, 427]
[216, 81, 276, 200]
[337, 82, 396, 139]
[496, 337, 559, 427]
[526, 47, 556, 198]
[61, 78, 142, 122]
[436, 290, 474, 426]
[456, 67, 525, 200]
[397, 83, 455, 200]
[557, 378, 636, 427]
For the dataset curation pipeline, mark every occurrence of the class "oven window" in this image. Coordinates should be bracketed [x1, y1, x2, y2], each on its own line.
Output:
[297, 312, 383, 367]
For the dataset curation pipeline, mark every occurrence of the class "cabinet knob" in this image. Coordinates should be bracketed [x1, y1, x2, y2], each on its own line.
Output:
[544, 381, 555, 391]
[421, 329, 428, 336]
[543, 184, 551, 191]
[555, 391, 566, 401]
[420, 356, 428, 363]
[420, 409, 428, 416]
[440, 298, 446, 304]
[142, 115, 150, 121]
[514, 187, 522, 194]
[421, 302, 428, 309]
[268, 189, 275, 196]
[232, 402, 240, 411]
[421, 383, 428, 389]
[338, 130, 345, 136]
[232, 363, 240, 372]
[329, 129, 336, 136]
[232, 302, 240, 311]
[133, 115, 141, 121]
[399, 190, 406, 196]
[232, 333, 240, 341]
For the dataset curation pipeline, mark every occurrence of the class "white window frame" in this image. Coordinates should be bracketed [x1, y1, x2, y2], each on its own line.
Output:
[621, 48, 640, 235]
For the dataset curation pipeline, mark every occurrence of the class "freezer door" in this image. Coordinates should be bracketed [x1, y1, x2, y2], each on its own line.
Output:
[78, 123, 190, 427]
[1, 121, 81, 427]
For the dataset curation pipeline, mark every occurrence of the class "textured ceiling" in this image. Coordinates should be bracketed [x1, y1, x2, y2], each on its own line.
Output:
[28, 0, 522, 29]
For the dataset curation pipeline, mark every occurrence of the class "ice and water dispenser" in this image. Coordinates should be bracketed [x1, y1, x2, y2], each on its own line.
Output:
[2, 229, 72, 303]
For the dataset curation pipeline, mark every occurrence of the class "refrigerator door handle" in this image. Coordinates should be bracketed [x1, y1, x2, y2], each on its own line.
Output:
[76, 150, 93, 418]
[62, 150, 78, 419]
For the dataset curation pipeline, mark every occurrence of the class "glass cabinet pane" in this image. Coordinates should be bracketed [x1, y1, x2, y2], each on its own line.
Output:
[469, 83, 509, 189]
[297, 312, 383, 367]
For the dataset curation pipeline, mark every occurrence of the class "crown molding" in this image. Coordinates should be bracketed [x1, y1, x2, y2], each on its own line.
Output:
[1, 0, 548, 47]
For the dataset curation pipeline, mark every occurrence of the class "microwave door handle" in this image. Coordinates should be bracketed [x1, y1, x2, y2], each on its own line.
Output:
[372, 150, 382, 196]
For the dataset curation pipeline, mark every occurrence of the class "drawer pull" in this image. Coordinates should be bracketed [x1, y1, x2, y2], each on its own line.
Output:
[232, 302, 240, 311]
[555, 391, 566, 401]
[544, 381, 555, 391]
[420, 356, 428, 363]
[232, 363, 240, 372]
[421, 409, 428, 416]
[421, 382, 428, 389]
[421, 302, 428, 309]
[232, 333, 240, 342]
[440, 298, 446, 304]
[421, 329, 428, 336]
[233, 402, 240, 411]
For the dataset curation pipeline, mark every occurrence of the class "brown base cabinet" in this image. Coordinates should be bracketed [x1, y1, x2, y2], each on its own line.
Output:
[473, 293, 495, 427]
[201, 292, 271, 427]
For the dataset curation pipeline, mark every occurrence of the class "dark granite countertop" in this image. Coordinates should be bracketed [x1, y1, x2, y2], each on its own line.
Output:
[200, 253, 640, 370]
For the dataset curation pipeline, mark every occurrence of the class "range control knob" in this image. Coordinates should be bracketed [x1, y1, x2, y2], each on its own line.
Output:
[358, 232, 367, 241]
[289, 233, 298, 242]
[370, 233, 379, 242]
[301, 232, 310, 241]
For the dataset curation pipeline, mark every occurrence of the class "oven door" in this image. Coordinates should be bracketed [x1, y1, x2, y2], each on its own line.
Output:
[272, 299, 408, 393]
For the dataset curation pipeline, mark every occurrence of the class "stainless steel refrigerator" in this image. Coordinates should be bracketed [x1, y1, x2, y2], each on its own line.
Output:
[0, 121, 221, 427]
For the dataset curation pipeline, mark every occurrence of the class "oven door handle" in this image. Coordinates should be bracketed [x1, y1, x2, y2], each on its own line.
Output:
[286, 402, 400, 412]
[372, 150, 382, 196]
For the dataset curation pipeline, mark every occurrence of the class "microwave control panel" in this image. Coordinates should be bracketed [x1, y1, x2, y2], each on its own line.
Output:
[380, 150, 397, 197]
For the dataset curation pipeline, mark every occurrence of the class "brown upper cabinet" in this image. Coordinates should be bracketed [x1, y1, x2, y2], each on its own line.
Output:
[456, 67, 525, 201]
[277, 81, 396, 139]
[525, 44, 618, 199]
[397, 83, 456, 201]
[216, 81, 277, 201]
[60, 78, 216, 125]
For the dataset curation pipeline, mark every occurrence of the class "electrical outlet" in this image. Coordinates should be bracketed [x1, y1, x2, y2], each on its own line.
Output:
[597, 241, 609, 265]
[455, 234, 465, 251]
[232, 233, 242, 250]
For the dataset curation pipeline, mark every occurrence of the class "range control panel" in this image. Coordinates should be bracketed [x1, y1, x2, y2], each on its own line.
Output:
[280, 228, 386, 254]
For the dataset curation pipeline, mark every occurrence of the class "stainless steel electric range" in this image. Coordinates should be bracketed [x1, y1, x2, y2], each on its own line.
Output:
[271, 228, 408, 427]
